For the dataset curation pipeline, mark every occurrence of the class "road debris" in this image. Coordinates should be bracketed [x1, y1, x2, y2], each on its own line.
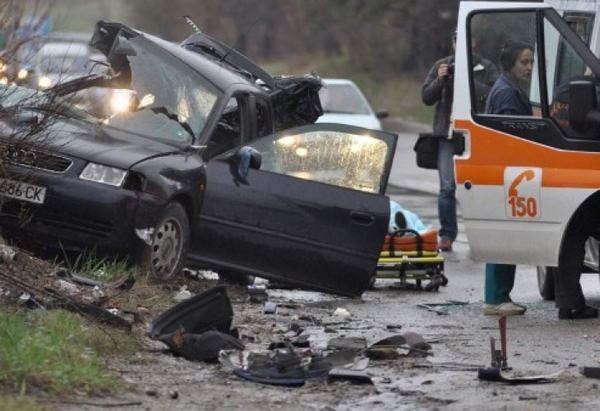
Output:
[147, 285, 234, 340]
[417, 300, 469, 315]
[157, 327, 245, 362]
[582, 367, 600, 379]
[478, 368, 563, 384]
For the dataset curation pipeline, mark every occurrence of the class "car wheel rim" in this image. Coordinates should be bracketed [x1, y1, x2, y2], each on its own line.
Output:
[151, 218, 182, 277]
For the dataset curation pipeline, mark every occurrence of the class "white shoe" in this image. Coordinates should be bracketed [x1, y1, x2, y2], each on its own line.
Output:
[483, 302, 526, 316]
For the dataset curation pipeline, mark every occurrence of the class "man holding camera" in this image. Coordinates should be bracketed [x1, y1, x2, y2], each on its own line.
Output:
[421, 28, 498, 252]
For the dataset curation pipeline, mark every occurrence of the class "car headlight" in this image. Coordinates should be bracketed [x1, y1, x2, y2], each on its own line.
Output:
[17, 68, 28, 80]
[38, 76, 52, 89]
[80, 163, 127, 187]
[110, 89, 134, 113]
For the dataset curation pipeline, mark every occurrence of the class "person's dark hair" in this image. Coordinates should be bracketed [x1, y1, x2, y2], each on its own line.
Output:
[499, 40, 533, 72]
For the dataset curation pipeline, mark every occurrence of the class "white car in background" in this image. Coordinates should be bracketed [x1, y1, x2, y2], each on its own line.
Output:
[317, 78, 388, 130]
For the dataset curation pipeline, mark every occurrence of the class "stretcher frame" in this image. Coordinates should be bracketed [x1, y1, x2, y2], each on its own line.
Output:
[375, 228, 447, 291]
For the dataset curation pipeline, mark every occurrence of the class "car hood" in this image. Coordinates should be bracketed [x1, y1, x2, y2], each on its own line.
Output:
[40, 115, 182, 169]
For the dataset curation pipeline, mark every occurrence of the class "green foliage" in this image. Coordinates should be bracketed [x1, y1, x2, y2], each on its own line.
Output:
[0, 310, 138, 397]
[58, 248, 135, 283]
[0, 395, 43, 411]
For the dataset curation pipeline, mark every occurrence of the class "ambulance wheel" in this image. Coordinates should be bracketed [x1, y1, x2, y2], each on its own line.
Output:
[536, 265, 556, 301]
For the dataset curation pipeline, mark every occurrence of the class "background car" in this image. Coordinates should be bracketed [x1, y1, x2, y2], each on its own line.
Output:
[317, 78, 388, 131]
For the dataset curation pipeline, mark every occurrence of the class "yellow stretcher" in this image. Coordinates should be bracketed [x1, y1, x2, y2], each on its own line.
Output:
[374, 228, 447, 291]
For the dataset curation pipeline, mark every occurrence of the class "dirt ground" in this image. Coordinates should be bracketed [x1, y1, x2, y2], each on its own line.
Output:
[4, 187, 600, 410]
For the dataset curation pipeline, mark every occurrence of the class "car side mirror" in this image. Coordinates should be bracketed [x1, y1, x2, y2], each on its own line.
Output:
[231, 146, 262, 182]
[569, 80, 598, 133]
[376, 111, 389, 120]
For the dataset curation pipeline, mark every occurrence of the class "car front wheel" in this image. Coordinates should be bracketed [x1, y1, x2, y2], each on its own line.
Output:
[141, 202, 189, 279]
[536, 265, 557, 301]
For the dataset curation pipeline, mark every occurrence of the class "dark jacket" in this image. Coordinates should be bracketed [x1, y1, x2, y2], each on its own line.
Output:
[421, 55, 454, 137]
[485, 74, 532, 116]
[472, 53, 500, 112]
[422, 54, 499, 136]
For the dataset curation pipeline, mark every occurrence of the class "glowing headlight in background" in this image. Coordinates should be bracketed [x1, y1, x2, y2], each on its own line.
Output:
[38, 76, 52, 89]
[80, 163, 127, 187]
[110, 89, 134, 113]
[17, 68, 28, 80]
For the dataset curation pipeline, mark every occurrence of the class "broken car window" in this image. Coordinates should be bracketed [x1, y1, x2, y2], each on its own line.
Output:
[250, 128, 392, 194]
[107, 35, 219, 143]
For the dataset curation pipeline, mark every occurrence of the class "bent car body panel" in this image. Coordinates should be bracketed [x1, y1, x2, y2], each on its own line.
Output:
[190, 124, 397, 296]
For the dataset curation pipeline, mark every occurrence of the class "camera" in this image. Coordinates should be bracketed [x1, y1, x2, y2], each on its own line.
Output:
[447, 63, 455, 78]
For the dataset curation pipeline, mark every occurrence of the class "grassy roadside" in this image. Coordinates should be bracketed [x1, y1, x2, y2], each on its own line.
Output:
[0, 254, 161, 410]
[0, 309, 139, 410]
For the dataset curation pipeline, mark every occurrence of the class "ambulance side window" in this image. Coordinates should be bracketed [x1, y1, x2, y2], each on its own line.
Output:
[469, 11, 538, 116]
[467, 8, 600, 146]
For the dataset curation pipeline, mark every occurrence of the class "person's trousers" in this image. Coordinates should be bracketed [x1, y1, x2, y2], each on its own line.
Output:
[437, 138, 457, 241]
[484, 263, 516, 304]
[554, 213, 588, 310]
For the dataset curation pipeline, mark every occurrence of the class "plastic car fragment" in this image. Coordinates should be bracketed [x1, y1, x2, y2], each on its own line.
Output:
[148, 285, 243, 362]
[147, 285, 234, 339]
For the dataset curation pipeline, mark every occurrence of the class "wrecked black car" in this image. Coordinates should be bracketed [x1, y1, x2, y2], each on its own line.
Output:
[0, 21, 397, 297]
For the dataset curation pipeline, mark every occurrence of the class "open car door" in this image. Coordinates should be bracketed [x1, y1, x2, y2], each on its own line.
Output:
[188, 123, 397, 297]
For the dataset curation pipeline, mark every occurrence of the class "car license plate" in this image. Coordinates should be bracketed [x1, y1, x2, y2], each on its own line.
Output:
[0, 178, 46, 204]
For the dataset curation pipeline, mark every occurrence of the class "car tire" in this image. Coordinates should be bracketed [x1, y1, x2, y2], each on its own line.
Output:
[536, 265, 556, 301]
[141, 202, 189, 279]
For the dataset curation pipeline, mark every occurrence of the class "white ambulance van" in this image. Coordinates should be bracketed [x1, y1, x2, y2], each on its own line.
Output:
[453, 1, 600, 299]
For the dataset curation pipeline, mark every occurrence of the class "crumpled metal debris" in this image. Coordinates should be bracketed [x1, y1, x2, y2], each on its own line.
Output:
[135, 228, 154, 245]
[364, 332, 433, 359]
[219, 342, 331, 387]
[478, 368, 563, 384]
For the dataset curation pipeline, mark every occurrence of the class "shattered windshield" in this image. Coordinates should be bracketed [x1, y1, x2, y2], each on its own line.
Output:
[0, 84, 94, 122]
[103, 35, 219, 145]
